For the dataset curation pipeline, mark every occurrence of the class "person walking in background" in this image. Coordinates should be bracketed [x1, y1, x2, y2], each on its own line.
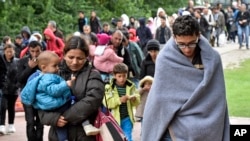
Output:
[155, 16, 172, 49]
[103, 63, 140, 141]
[0, 43, 19, 135]
[14, 35, 24, 58]
[136, 18, 153, 55]
[135, 76, 153, 122]
[78, 11, 88, 33]
[17, 41, 44, 141]
[20, 26, 31, 49]
[90, 10, 102, 34]
[141, 15, 229, 141]
[99, 22, 113, 35]
[194, 9, 209, 39]
[213, 6, 225, 47]
[140, 39, 160, 79]
[203, 7, 216, 42]
[236, 3, 249, 49]
[121, 31, 144, 87]
[44, 28, 65, 59]
[47, 20, 64, 40]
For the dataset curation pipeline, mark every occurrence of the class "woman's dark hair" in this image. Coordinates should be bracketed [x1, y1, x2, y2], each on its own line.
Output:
[64, 36, 89, 56]
[173, 15, 200, 36]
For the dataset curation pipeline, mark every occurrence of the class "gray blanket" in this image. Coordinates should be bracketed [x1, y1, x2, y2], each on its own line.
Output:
[141, 36, 230, 141]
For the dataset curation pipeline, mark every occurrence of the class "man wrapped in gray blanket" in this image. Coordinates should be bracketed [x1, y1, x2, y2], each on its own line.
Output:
[141, 15, 230, 141]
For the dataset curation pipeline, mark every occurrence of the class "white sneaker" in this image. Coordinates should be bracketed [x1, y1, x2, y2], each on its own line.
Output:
[0, 125, 6, 135]
[8, 124, 16, 133]
[83, 124, 100, 136]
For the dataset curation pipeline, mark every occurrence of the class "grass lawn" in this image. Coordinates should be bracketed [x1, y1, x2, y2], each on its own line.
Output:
[224, 59, 250, 117]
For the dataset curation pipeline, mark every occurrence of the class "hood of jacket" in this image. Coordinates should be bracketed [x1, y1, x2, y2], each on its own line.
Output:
[138, 18, 146, 26]
[21, 26, 31, 38]
[157, 7, 165, 17]
[44, 28, 56, 41]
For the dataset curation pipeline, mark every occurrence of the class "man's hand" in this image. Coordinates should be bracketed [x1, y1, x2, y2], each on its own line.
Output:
[28, 58, 38, 68]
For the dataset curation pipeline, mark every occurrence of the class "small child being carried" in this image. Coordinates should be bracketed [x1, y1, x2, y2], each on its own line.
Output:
[21, 51, 100, 141]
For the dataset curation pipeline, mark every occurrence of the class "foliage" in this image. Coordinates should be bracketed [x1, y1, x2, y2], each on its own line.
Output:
[0, 0, 186, 39]
[225, 59, 250, 117]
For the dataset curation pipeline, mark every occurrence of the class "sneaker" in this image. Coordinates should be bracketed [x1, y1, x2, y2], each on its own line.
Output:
[83, 124, 100, 136]
[0, 125, 6, 135]
[8, 124, 16, 133]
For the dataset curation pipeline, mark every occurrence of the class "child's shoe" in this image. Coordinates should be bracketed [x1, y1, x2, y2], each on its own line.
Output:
[83, 124, 100, 136]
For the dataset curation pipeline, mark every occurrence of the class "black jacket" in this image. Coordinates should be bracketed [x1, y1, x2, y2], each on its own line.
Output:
[236, 11, 250, 27]
[140, 54, 155, 79]
[136, 18, 153, 51]
[90, 17, 102, 34]
[38, 61, 104, 141]
[0, 55, 7, 89]
[16, 55, 39, 89]
[1, 54, 19, 95]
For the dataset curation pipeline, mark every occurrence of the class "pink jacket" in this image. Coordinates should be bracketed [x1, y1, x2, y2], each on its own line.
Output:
[94, 45, 123, 73]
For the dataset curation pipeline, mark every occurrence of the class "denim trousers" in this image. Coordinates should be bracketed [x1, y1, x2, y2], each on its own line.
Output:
[23, 104, 44, 141]
[121, 116, 133, 141]
[238, 25, 249, 48]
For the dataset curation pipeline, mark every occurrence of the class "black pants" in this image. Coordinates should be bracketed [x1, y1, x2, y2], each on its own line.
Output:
[23, 104, 44, 141]
[0, 94, 18, 125]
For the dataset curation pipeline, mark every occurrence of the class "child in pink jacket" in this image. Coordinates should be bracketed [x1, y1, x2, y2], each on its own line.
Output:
[93, 33, 123, 81]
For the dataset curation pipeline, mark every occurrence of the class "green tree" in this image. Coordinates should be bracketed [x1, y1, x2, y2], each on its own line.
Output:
[0, 0, 186, 39]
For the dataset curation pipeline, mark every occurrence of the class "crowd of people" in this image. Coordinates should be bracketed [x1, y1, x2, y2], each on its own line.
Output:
[1, 0, 245, 140]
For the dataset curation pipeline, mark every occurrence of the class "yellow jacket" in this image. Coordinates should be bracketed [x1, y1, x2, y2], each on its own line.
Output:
[103, 79, 140, 125]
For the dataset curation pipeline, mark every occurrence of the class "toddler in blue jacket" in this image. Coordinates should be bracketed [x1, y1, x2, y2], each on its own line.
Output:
[21, 51, 100, 141]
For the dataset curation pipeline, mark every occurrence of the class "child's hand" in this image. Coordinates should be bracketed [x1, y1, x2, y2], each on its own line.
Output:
[66, 75, 76, 87]
[120, 95, 129, 103]
[129, 95, 136, 101]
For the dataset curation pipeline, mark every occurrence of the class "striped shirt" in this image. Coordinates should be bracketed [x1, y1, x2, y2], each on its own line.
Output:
[116, 85, 129, 119]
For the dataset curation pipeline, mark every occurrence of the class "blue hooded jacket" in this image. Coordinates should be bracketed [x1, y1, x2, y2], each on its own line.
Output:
[21, 70, 71, 110]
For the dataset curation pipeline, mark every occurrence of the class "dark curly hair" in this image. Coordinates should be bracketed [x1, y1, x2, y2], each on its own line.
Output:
[173, 15, 200, 36]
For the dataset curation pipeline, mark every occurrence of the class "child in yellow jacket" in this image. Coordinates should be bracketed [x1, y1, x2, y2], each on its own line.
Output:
[103, 63, 140, 141]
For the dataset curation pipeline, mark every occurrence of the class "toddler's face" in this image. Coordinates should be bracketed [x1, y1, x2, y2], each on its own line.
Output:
[43, 57, 60, 74]
[143, 81, 152, 91]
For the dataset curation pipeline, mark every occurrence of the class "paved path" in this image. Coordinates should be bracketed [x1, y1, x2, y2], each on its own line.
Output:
[1, 42, 250, 141]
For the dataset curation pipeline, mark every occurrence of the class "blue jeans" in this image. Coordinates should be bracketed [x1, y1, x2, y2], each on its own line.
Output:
[161, 130, 172, 141]
[238, 25, 249, 48]
[121, 117, 133, 141]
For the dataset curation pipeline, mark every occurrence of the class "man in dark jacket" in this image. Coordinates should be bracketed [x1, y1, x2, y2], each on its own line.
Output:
[78, 11, 88, 33]
[155, 16, 172, 49]
[136, 18, 153, 55]
[14, 34, 23, 58]
[109, 30, 132, 77]
[90, 11, 102, 34]
[236, 3, 250, 49]
[17, 41, 43, 141]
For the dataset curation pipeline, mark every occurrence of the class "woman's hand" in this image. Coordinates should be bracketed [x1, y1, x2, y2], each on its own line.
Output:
[56, 116, 68, 127]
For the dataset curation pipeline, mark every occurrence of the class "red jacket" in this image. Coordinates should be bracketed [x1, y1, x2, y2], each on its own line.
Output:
[44, 28, 64, 59]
